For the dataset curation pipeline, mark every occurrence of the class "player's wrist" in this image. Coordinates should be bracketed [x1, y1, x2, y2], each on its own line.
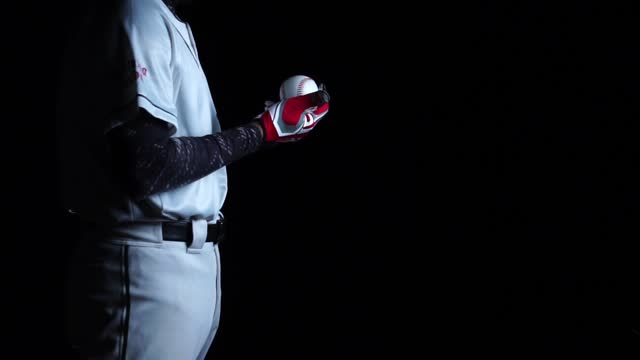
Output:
[248, 120, 265, 141]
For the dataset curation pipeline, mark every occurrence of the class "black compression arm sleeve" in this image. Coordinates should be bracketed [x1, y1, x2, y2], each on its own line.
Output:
[109, 109, 264, 200]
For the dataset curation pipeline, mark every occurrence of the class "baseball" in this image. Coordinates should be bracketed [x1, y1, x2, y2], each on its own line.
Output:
[279, 75, 319, 100]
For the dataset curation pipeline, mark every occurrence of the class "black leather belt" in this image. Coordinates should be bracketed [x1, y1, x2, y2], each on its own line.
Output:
[162, 220, 225, 245]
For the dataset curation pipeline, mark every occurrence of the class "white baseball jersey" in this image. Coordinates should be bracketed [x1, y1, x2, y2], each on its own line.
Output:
[57, 0, 227, 233]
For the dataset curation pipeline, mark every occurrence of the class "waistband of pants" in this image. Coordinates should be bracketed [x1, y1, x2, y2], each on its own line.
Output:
[72, 217, 225, 250]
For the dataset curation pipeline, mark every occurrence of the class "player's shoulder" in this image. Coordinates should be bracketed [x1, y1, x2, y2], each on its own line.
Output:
[121, 0, 174, 39]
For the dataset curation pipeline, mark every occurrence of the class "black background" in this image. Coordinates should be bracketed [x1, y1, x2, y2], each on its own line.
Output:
[4, 0, 634, 358]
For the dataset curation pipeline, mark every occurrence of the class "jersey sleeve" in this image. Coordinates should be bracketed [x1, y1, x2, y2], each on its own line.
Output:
[108, 2, 178, 133]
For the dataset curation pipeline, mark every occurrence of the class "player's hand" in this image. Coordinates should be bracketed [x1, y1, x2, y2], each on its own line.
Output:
[259, 88, 330, 143]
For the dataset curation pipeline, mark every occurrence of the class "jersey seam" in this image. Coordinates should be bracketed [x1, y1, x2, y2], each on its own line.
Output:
[138, 94, 178, 119]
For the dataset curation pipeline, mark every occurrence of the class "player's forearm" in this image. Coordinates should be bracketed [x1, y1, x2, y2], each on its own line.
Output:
[204, 122, 265, 166]
[133, 125, 263, 199]
[110, 115, 264, 200]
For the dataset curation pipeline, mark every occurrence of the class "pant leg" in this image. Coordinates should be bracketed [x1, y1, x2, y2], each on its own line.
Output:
[65, 239, 221, 360]
[196, 245, 222, 360]
[65, 240, 130, 359]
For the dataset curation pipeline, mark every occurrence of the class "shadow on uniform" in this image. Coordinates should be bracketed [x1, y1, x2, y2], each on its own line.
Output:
[54, 1, 139, 358]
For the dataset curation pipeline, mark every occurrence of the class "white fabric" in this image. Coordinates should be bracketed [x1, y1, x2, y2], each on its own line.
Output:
[66, 237, 222, 359]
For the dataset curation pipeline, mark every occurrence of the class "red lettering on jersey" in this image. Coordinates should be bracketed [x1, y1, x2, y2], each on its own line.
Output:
[136, 63, 148, 80]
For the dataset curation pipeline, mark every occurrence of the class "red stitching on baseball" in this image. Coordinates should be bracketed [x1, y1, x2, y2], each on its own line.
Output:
[297, 77, 309, 96]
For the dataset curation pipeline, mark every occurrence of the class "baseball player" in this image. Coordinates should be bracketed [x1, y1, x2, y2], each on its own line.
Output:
[56, 0, 329, 359]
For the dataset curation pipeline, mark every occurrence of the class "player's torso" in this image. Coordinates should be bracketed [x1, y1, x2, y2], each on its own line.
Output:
[141, 3, 228, 222]
[58, 0, 228, 226]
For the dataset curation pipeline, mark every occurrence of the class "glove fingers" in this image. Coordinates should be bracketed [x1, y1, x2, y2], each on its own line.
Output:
[281, 91, 329, 126]
[301, 112, 327, 130]
[313, 102, 329, 115]
[309, 89, 330, 106]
